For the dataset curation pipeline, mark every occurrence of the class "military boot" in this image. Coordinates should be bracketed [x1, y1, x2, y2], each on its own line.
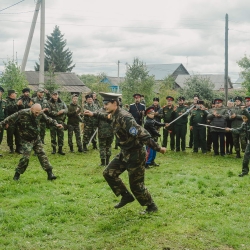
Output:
[99, 159, 106, 167]
[114, 191, 135, 209]
[236, 151, 241, 158]
[83, 143, 88, 153]
[69, 145, 74, 152]
[13, 172, 20, 181]
[106, 156, 110, 165]
[46, 169, 57, 180]
[150, 161, 160, 167]
[78, 146, 83, 152]
[9, 146, 14, 154]
[51, 146, 56, 154]
[141, 202, 158, 214]
[15, 146, 23, 154]
[58, 146, 65, 155]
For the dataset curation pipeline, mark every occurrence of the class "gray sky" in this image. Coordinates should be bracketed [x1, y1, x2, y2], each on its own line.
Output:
[1, 0, 250, 81]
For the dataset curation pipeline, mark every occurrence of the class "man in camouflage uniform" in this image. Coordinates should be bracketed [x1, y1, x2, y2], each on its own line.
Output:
[82, 94, 98, 152]
[67, 94, 83, 152]
[173, 96, 189, 152]
[229, 96, 246, 158]
[92, 92, 101, 108]
[0, 87, 6, 156]
[159, 96, 175, 150]
[84, 92, 166, 214]
[4, 89, 22, 153]
[96, 106, 114, 166]
[47, 91, 68, 155]
[32, 88, 50, 144]
[17, 88, 33, 110]
[0, 104, 63, 180]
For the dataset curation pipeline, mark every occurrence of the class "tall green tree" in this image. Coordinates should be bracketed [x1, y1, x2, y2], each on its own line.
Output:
[0, 60, 29, 96]
[180, 75, 215, 102]
[35, 25, 75, 72]
[121, 58, 155, 104]
[237, 54, 250, 94]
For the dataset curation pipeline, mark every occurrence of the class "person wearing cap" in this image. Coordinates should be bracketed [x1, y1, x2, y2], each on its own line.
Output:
[159, 96, 176, 151]
[190, 100, 208, 154]
[67, 94, 83, 153]
[4, 89, 22, 153]
[47, 91, 68, 155]
[225, 100, 234, 155]
[173, 96, 189, 152]
[17, 88, 33, 110]
[0, 86, 6, 156]
[229, 96, 246, 158]
[207, 98, 228, 156]
[92, 92, 101, 109]
[0, 104, 63, 181]
[144, 107, 167, 168]
[128, 94, 145, 125]
[84, 92, 166, 214]
[82, 94, 99, 152]
[206, 99, 216, 152]
[32, 88, 50, 144]
[244, 96, 250, 113]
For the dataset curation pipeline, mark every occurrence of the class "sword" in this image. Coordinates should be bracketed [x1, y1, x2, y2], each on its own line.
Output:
[87, 128, 98, 148]
[167, 104, 195, 126]
[198, 123, 230, 130]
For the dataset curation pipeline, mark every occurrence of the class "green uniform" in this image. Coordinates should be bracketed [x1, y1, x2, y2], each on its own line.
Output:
[82, 103, 98, 148]
[173, 105, 188, 151]
[32, 96, 50, 143]
[190, 108, 208, 153]
[67, 102, 82, 150]
[230, 105, 246, 152]
[47, 98, 68, 147]
[4, 96, 21, 150]
[0, 109, 59, 175]
[159, 105, 175, 150]
[0, 98, 6, 144]
[94, 107, 161, 206]
[97, 108, 114, 161]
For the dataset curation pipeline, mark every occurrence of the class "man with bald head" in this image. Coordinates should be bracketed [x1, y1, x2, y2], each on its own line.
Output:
[0, 104, 63, 181]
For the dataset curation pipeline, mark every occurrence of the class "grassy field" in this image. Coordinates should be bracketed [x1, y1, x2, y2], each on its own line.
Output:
[0, 132, 250, 250]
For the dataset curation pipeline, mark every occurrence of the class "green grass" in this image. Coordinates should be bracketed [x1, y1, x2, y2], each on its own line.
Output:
[0, 132, 250, 250]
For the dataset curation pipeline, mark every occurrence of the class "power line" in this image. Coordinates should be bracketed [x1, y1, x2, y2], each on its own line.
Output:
[0, 0, 25, 12]
[0, 10, 33, 15]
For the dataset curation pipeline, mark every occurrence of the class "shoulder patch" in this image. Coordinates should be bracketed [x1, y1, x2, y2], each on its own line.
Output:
[129, 126, 138, 136]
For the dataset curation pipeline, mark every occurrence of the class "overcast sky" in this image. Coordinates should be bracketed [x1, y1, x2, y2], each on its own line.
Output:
[1, 0, 250, 81]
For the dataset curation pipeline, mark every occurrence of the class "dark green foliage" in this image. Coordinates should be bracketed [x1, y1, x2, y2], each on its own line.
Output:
[35, 25, 75, 72]
[237, 54, 250, 95]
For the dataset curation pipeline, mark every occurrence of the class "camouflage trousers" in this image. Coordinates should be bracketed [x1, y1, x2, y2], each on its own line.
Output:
[82, 124, 97, 145]
[242, 143, 250, 174]
[7, 124, 21, 148]
[50, 125, 64, 147]
[68, 124, 82, 148]
[16, 137, 53, 174]
[98, 136, 113, 159]
[232, 132, 246, 152]
[103, 147, 154, 206]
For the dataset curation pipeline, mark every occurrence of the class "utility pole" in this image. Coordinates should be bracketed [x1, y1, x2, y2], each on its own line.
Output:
[39, 0, 45, 87]
[21, 0, 41, 72]
[225, 13, 229, 102]
[117, 60, 120, 93]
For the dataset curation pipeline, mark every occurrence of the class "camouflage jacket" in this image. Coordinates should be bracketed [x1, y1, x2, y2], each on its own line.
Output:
[48, 98, 68, 123]
[32, 96, 49, 109]
[67, 102, 82, 126]
[0, 99, 6, 121]
[5, 97, 19, 117]
[83, 103, 98, 126]
[93, 107, 161, 152]
[17, 95, 33, 110]
[0, 109, 58, 141]
[229, 105, 243, 128]
[231, 122, 250, 141]
[96, 108, 113, 138]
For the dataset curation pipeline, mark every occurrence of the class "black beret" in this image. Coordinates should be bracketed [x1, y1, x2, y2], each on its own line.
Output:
[22, 88, 30, 93]
[8, 89, 17, 95]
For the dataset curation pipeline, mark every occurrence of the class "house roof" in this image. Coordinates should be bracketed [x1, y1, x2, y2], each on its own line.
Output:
[145, 63, 189, 80]
[24, 71, 91, 93]
[102, 76, 125, 86]
[175, 74, 233, 90]
[235, 76, 244, 84]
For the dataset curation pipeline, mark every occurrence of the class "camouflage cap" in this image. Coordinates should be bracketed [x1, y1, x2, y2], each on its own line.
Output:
[37, 88, 44, 93]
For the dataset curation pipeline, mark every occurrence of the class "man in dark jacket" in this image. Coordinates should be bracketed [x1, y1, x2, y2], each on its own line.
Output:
[128, 94, 145, 125]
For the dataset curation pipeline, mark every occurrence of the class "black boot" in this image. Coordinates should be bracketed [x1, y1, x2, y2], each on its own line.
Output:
[58, 146, 65, 155]
[145, 164, 150, 169]
[93, 142, 98, 150]
[13, 172, 20, 181]
[46, 169, 57, 180]
[51, 146, 56, 154]
[9, 146, 14, 154]
[106, 156, 110, 165]
[83, 143, 88, 153]
[114, 192, 135, 209]
[141, 202, 158, 214]
[150, 161, 159, 166]
[69, 145, 74, 152]
[15, 146, 23, 154]
[78, 146, 83, 152]
[99, 159, 106, 167]
[236, 151, 241, 158]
